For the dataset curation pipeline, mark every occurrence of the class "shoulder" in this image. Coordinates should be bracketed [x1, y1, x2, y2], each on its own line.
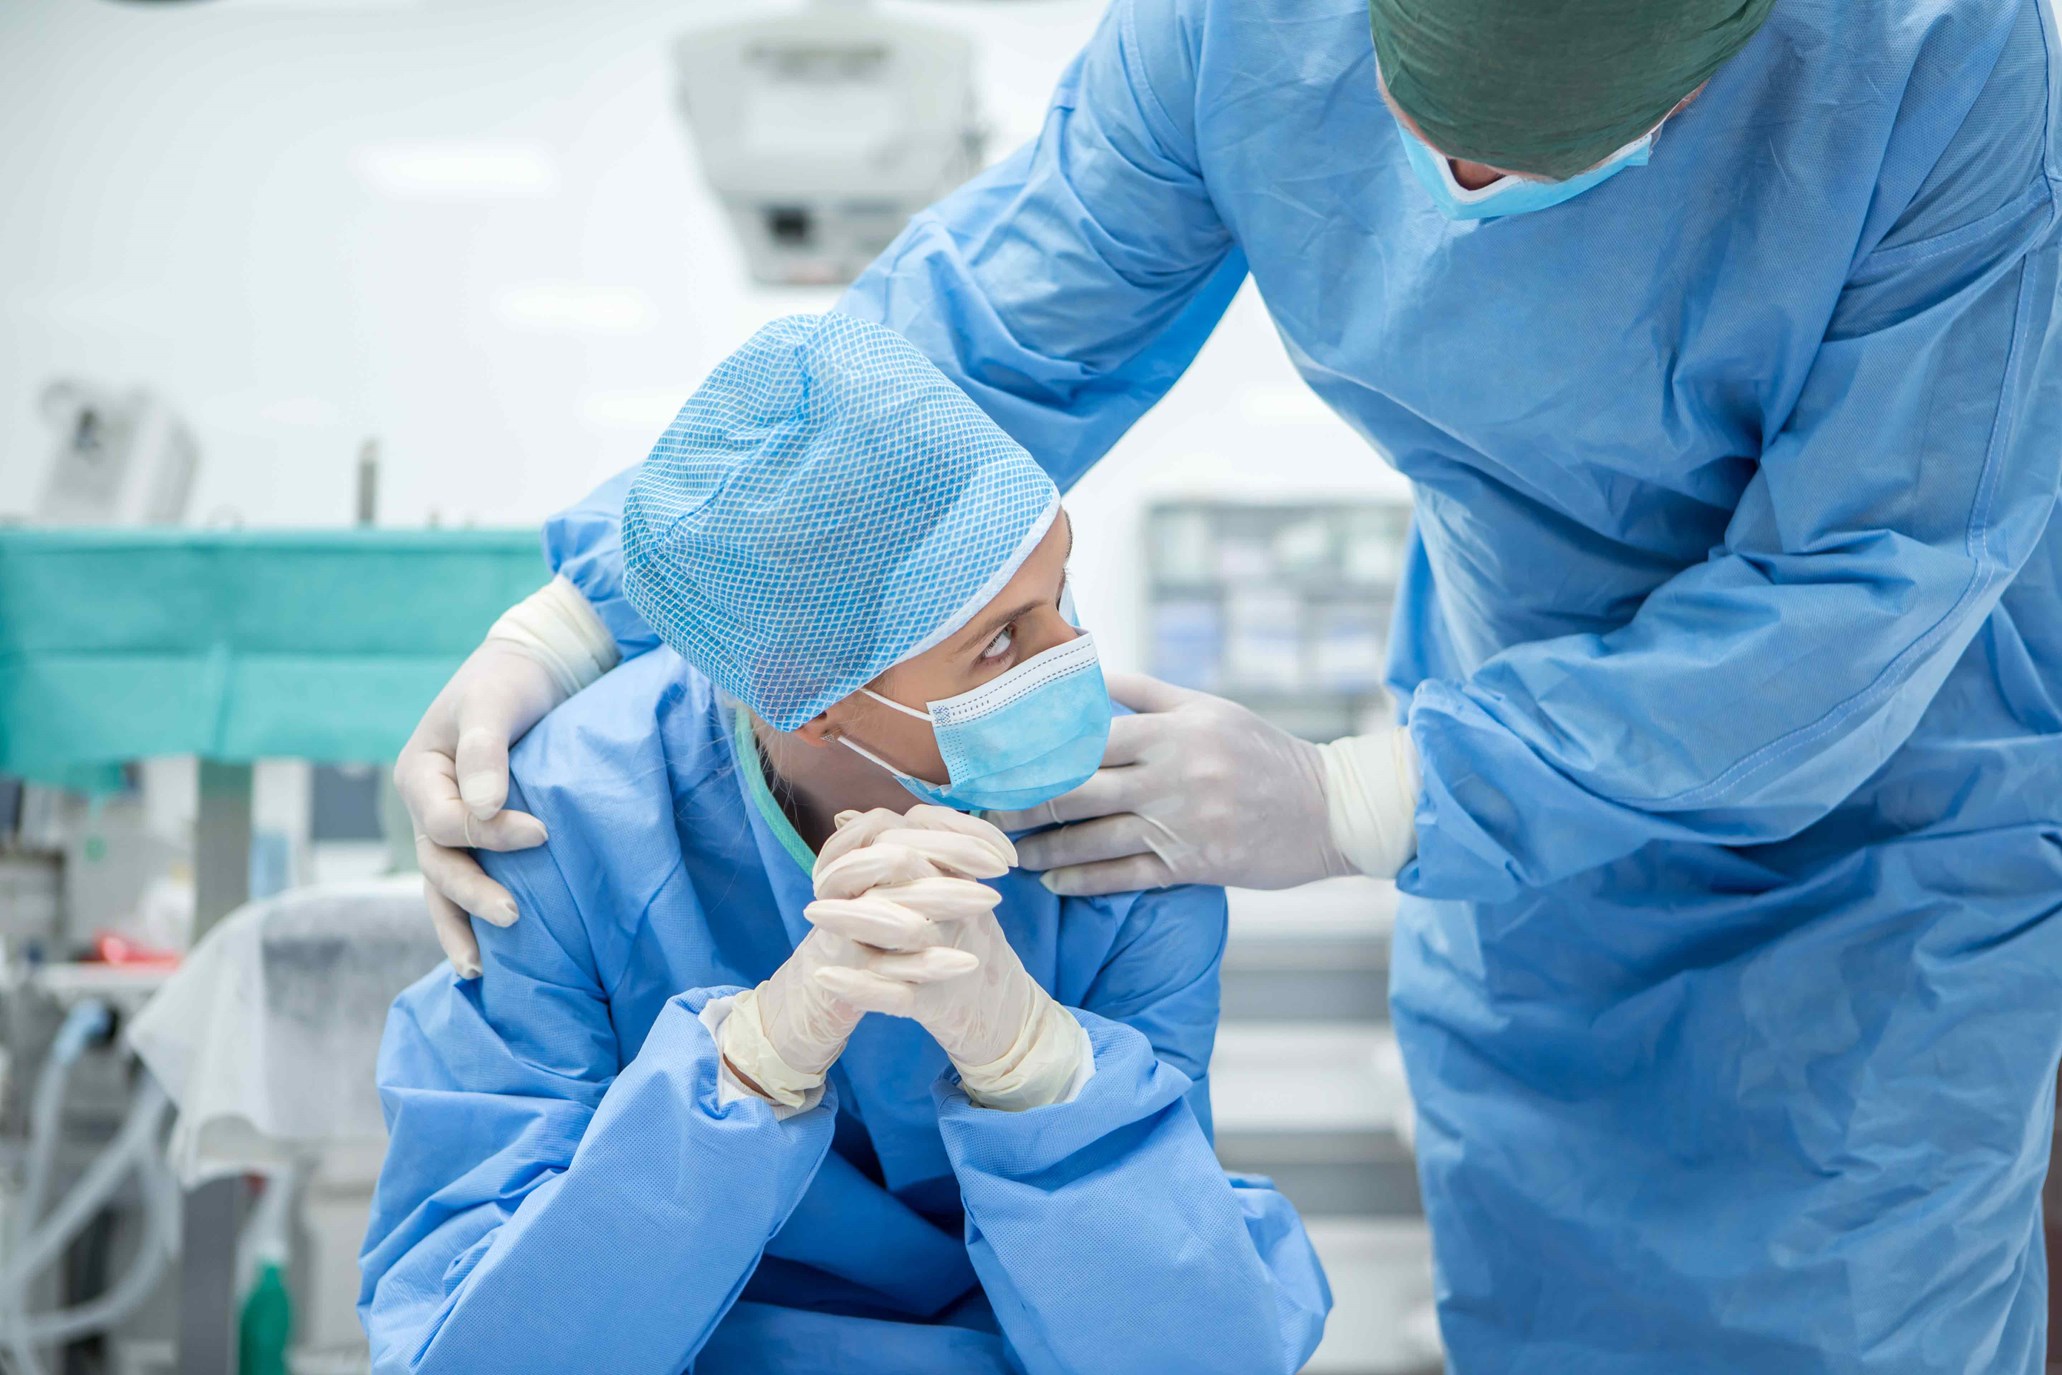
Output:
[1062, 884, 1228, 1080]
[1700, 0, 2036, 85]
[1821, 0, 2060, 264]
[1076, 0, 1373, 134]
[480, 652, 732, 963]
[1123, 0, 1376, 98]
[1620, 0, 2056, 271]
[506, 650, 726, 830]
[1758, 0, 2052, 178]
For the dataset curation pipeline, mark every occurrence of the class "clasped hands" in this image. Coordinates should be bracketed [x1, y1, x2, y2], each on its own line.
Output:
[720, 805, 1086, 1113]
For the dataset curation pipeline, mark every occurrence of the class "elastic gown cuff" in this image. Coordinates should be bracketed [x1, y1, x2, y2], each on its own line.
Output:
[1318, 726, 1420, 879]
[485, 575, 621, 700]
[1396, 684, 1527, 902]
[700, 993, 825, 1120]
[958, 996, 1095, 1111]
[667, 986, 834, 1126]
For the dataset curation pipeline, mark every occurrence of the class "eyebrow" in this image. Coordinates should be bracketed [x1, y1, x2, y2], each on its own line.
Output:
[950, 520, 1073, 654]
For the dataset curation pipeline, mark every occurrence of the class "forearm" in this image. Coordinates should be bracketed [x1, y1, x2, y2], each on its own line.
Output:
[364, 992, 834, 1374]
[836, 0, 1242, 491]
[937, 1013, 1328, 1375]
[542, 465, 663, 661]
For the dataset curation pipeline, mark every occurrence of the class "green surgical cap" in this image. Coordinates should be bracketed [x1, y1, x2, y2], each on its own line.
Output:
[1370, 0, 1775, 181]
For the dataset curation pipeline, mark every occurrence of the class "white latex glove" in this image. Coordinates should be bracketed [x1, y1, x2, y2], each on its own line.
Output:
[806, 808, 1090, 1111]
[812, 804, 1019, 893]
[721, 804, 998, 1107]
[393, 577, 618, 977]
[721, 927, 976, 1109]
[989, 674, 1420, 897]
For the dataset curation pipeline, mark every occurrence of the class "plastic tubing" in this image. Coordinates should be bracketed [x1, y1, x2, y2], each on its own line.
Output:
[4, 1076, 168, 1293]
[3, 1002, 117, 1375]
[14, 1133, 178, 1347]
[17, 1002, 113, 1251]
[2, 1077, 169, 1373]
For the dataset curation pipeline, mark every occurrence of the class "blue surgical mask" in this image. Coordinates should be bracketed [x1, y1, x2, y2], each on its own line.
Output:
[1400, 127, 1654, 221]
[838, 631, 1112, 814]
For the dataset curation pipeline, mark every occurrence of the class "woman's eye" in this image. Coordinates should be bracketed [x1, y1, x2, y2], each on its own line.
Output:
[979, 625, 1015, 662]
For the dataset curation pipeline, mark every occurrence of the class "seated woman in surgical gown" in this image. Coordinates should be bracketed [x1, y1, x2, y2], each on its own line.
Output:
[356, 314, 1331, 1375]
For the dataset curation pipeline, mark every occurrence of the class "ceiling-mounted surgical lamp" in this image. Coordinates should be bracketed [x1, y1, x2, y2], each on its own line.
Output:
[672, 0, 987, 287]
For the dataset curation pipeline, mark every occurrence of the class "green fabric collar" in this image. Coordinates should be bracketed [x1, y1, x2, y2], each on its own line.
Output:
[731, 707, 818, 876]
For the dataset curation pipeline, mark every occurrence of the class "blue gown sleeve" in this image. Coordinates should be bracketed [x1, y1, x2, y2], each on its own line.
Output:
[1406, 35, 2062, 900]
[542, 465, 664, 660]
[356, 819, 835, 1374]
[545, 0, 1241, 654]
[934, 885, 1331, 1375]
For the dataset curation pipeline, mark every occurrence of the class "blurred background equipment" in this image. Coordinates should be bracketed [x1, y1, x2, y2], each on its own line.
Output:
[35, 383, 197, 529]
[0, 525, 545, 1373]
[1146, 501, 1412, 742]
[127, 880, 445, 1375]
[671, 0, 984, 286]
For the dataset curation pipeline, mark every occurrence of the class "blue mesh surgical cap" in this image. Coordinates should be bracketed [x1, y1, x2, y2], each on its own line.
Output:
[622, 313, 1060, 731]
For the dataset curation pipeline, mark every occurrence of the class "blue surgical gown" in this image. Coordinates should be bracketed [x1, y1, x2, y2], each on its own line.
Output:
[357, 653, 1329, 1374]
[545, 0, 2062, 1367]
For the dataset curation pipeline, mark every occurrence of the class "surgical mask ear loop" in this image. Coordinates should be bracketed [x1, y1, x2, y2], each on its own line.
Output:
[835, 731, 917, 781]
[833, 687, 940, 786]
[859, 687, 932, 722]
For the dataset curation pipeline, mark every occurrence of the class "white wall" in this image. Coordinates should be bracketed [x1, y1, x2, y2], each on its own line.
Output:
[0, 0, 1405, 672]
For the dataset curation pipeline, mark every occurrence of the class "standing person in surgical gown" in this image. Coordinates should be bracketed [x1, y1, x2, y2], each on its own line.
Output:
[392, 0, 2062, 1368]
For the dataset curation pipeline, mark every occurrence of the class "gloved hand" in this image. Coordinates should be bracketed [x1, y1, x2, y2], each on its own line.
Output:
[720, 805, 998, 1107]
[720, 926, 977, 1108]
[806, 807, 1091, 1111]
[988, 674, 1420, 897]
[393, 578, 619, 978]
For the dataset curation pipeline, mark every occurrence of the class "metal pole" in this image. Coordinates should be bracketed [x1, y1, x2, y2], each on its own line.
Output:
[192, 760, 251, 943]
[179, 760, 254, 1373]
[176, 1179, 243, 1375]
[355, 439, 379, 527]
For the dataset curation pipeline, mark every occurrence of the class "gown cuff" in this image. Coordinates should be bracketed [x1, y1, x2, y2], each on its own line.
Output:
[702, 992, 825, 1120]
[934, 1012, 1193, 1172]
[956, 996, 1095, 1112]
[1317, 725, 1421, 879]
[486, 575, 622, 700]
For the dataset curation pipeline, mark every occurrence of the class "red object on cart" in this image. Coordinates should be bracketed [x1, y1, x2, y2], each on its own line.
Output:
[90, 931, 182, 969]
